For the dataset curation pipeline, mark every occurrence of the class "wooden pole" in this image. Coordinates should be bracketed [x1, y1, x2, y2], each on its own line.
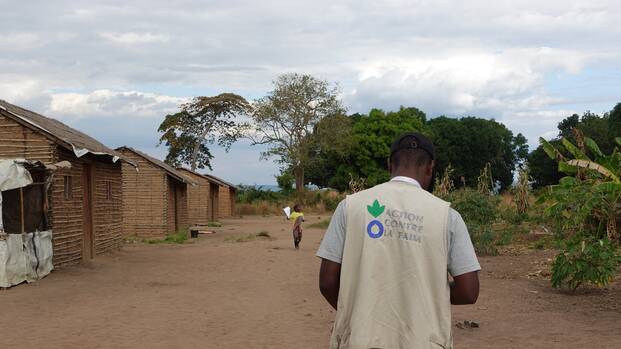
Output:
[19, 188, 25, 234]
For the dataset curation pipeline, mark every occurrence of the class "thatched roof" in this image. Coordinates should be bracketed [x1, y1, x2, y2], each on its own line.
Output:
[116, 147, 197, 185]
[0, 99, 132, 164]
[177, 167, 237, 190]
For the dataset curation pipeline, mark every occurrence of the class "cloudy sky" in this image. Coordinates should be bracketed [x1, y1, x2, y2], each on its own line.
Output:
[1, 0, 620, 185]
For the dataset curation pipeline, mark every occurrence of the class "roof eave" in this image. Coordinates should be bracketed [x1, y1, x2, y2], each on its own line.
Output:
[0, 107, 135, 166]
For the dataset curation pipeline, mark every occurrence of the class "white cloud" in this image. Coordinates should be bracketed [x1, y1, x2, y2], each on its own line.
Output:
[0, 79, 46, 104]
[48, 90, 186, 118]
[347, 47, 588, 116]
[1, 0, 620, 182]
[98, 32, 169, 45]
[0, 33, 42, 50]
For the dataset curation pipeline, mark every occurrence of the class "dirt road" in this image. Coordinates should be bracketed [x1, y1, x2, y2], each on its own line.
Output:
[1, 215, 620, 348]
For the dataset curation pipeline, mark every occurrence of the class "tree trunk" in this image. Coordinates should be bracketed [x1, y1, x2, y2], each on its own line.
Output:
[294, 166, 305, 195]
[190, 127, 211, 171]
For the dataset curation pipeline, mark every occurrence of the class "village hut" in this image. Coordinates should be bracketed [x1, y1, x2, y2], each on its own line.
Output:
[0, 100, 132, 268]
[116, 147, 196, 239]
[207, 174, 237, 218]
[176, 168, 237, 224]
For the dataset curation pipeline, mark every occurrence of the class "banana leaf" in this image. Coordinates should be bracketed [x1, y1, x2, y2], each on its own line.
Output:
[565, 159, 620, 183]
[562, 138, 588, 160]
[585, 137, 603, 158]
[540, 137, 564, 161]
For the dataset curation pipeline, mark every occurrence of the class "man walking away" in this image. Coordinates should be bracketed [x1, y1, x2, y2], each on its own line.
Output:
[317, 132, 480, 349]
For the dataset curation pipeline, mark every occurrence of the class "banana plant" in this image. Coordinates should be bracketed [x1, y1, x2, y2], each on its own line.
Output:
[539, 133, 621, 289]
[539, 135, 621, 240]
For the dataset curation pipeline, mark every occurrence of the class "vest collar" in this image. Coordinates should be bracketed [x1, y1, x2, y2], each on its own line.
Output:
[390, 176, 422, 188]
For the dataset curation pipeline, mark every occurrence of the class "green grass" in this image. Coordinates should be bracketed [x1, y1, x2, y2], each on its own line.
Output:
[147, 231, 189, 244]
[206, 221, 222, 227]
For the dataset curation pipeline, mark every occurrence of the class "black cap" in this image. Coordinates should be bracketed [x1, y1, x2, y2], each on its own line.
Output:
[390, 132, 435, 160]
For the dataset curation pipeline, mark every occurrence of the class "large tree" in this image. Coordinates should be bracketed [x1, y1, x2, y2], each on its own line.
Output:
[428, 116, 528, 190]
[302, 113, 355, 190]
[304, 107, 428, 190]
[158, 93, 251, 170]
[304, 108, 527, 192]
[249, 73, 345, 193]
[527, 140, 563, 188]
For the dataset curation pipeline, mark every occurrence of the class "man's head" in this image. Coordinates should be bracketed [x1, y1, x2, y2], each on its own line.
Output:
[389, 132, 435, 190]
[293, 204, 302, 212]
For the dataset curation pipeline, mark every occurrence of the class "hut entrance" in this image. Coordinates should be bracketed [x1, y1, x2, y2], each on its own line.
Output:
[173, 183, 180, 232]
[167, 179, 180, 233]
[82, 163, 94, 260]
[209, 183, 219, 221]
[1, 167, 48, 234]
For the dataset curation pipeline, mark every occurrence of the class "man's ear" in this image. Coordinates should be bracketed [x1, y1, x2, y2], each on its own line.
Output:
[427, 160, 435, 176]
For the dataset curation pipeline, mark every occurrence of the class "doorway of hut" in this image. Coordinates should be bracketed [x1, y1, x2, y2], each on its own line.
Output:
[82, 163, 94, 261]
[209, 183, 219, 221]
[167, 179, 179, 234]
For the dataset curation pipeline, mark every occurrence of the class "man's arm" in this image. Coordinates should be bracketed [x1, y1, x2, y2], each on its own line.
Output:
[319, 259, 341, 310]
[447, 209, 481, 305]
[316, 199, 347, 310]
[450, 271, 479, 305]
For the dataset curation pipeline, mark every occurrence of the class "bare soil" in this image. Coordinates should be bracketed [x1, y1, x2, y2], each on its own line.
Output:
[1, 215, 620, 348]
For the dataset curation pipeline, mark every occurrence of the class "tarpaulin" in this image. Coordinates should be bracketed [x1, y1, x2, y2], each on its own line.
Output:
[0, 159, 33, 192]
[0, 159, 34, 231]
[0, 230, 54, 287]
[0, 159, 54, 287]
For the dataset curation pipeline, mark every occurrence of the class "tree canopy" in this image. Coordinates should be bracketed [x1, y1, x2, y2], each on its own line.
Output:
[158, 93, 251, 170]
[304, 107, 526, 192]
[428, 116, 528, 190]
[249, 73, 345, 193]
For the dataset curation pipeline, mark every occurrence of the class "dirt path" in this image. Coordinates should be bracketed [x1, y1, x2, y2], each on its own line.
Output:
[1, 215, 620, 348]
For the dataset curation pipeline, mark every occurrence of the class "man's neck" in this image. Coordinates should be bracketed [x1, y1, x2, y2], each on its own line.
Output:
[391, 171, 423, 183]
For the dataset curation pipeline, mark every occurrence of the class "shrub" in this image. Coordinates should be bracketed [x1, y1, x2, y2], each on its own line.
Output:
[470, 225, 499, 256]
[322, 194, 341, 212]
[500, 206, 528, 225]
[445, 189, 500, 255]
[445, 188, 498, 226]
[236, 185, 283, 204]
[551, 235, 620, 290]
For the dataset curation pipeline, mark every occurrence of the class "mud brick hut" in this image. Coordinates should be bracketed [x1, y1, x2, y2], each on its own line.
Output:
[205, 173, 237, 218]
[0, 99, 131, 268]
[176, 168, 237, 224]
[116, 147, 196, 239]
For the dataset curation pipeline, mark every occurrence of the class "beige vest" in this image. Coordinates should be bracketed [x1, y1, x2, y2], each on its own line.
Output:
[331, 181, 452, 349]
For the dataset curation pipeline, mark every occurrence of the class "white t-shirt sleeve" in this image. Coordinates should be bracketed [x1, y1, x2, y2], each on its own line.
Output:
[316, 199, 347, 264]
[447, 208, 481, 276]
